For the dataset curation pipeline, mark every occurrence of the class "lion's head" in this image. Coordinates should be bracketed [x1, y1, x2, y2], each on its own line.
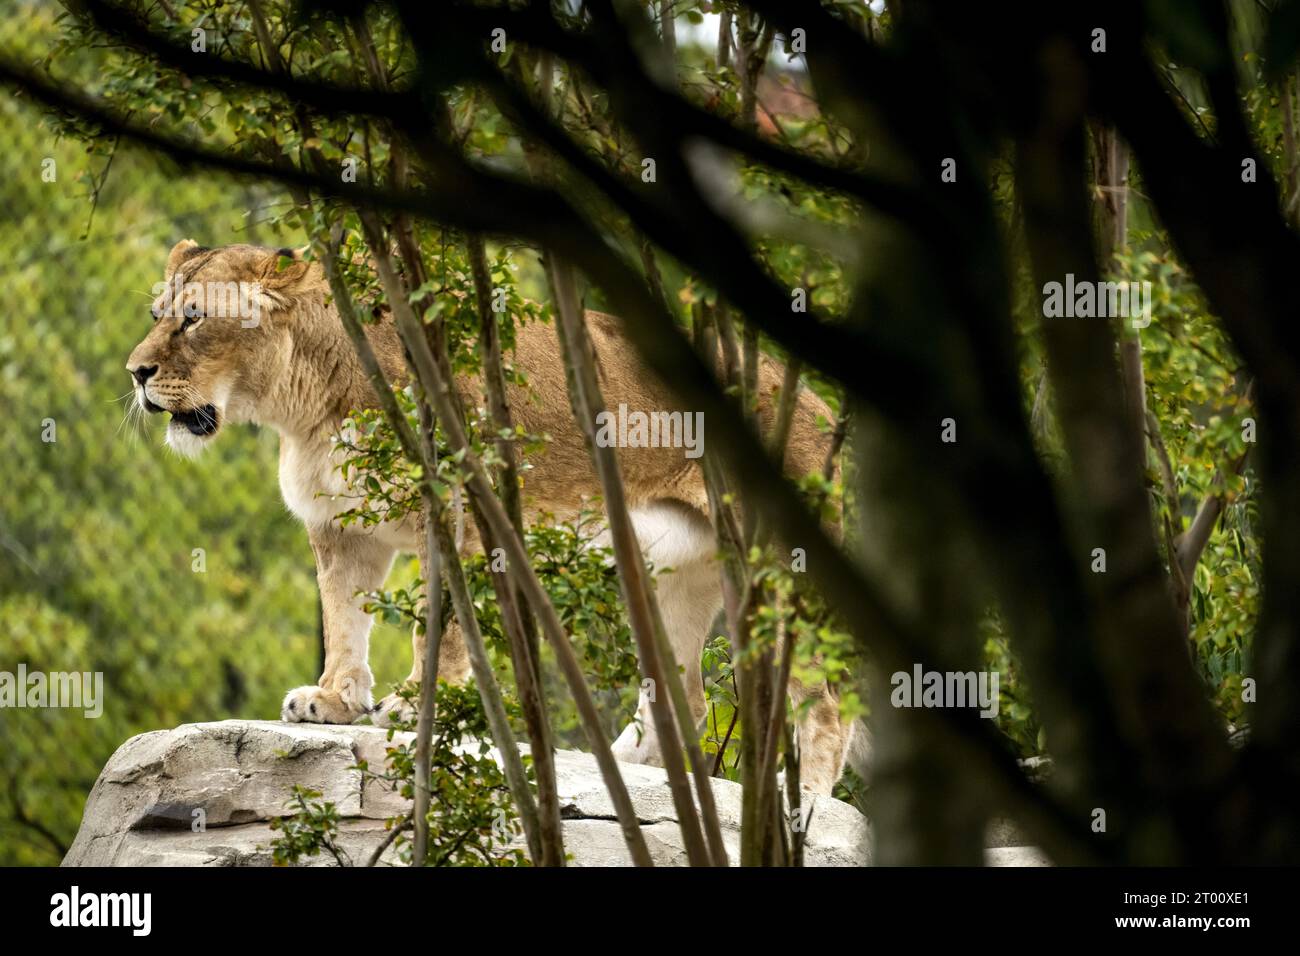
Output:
[126, 239, 316, 456]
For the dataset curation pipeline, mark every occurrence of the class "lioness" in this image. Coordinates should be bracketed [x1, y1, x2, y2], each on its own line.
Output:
[126, 240, 858, 794]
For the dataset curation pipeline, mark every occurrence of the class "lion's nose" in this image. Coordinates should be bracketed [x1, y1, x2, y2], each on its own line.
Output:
[131, 365, 158, 386]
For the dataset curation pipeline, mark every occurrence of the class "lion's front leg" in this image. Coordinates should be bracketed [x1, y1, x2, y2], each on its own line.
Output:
[282, 524, 395, 724]
[372, 525, 473, 728]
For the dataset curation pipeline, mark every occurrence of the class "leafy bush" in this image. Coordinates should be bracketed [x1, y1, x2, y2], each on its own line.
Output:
[270, 681, 528, 867]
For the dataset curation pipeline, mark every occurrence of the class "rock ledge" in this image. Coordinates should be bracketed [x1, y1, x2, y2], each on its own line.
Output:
[62, 720, 871, 867]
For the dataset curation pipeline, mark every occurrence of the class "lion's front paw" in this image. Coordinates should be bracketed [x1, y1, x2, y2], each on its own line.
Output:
[281, 683, 372, 724]
[371, 690, 418, 729]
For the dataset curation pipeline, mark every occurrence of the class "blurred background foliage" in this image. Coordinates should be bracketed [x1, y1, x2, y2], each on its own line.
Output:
[0, 95, 332, 864]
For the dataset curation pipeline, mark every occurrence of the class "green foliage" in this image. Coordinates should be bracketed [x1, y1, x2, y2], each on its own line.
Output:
[374, 682, 528, 866]
[701, 634, 741, 778]
[0, 50, 324, 861]
[268, 786, 351, 867]
[269, 682, 528, 867]
[1117, 246, 1257, 725]
[982, 610, 1044, 757]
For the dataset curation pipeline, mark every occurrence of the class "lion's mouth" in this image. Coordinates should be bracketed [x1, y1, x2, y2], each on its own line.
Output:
[170, 404, 219, 436]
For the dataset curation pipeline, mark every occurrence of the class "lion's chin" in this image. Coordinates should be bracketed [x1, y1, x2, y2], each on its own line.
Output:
[165, 408, 220, 458]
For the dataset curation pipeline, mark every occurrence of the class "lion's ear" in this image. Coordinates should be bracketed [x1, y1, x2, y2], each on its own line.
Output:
[165, 239, 201, 279]
[250, 247, 315, 313]
[256, 248, 313, 285]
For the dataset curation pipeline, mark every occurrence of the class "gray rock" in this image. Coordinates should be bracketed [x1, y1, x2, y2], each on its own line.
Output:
[63, 720, 871, 867]
[984, 845, 1052, 867]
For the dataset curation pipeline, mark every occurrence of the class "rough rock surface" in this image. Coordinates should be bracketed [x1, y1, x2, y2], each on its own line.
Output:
[62, 720, 1049, 867]
[62, 720, 871, 867]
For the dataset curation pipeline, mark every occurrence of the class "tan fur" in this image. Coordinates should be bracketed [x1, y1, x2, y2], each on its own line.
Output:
[126, 240, 854, 793]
